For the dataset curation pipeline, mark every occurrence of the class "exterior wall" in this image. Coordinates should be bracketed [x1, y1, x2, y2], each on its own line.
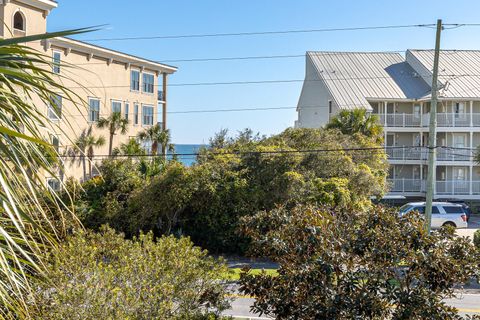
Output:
[0, 0, 48, 37]
[45, 47, 162, 180]
[296, 55, 333, 128]
[1, 1, 176, 183]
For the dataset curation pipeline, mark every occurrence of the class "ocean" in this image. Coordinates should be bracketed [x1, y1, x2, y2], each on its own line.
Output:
[172, 144, 206, 166]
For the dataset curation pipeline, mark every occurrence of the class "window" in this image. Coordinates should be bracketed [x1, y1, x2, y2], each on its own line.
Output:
[13, 11, 25, 31]
[131, 70, 140, 91]
[444, 206, 463, 214]
[51, 135, 59, 152]
[455, 102, 465, 118]
[142, 73, 154, 94]
[414, 105, 421, 118]
[112, 100, 122, 114]
[134, 104, 139, 125]
[89, 98, 100, 122]
[46, 178, 61, 191]
[454, 168, 466, 181]
[124, 102, 129, 121]
[328, 100, 332, 114]
[48, 94, 62, 120]
[53, 51, 61, 74]
[413, 206, 425, 214]
[142, 105, 154, 126]
[432, 206, 440, 214]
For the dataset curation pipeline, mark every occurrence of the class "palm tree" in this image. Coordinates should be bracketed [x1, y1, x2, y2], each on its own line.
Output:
[73, 127, 105, 181]
[137, 124, 173, 159]
[326, 108, 383, 142]
[113, 137, 146, 156]
[96, 112, 129, 156]
[0, 28, 93, 316]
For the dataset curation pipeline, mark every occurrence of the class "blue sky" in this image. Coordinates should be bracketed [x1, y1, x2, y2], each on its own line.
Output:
[48, 0, 480, 144]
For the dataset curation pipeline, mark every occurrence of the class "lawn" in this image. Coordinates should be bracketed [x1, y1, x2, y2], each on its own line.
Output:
[222, 268, 278, 281]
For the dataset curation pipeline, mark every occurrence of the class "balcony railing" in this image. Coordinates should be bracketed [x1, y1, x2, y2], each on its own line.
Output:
[386, 147, 426, 160]
[386, 147, 472, 162]
[378, 113, 480, 127]
[388, 179, 425, 193]
[436, 180, 471, 195]
[389, 179, 480, 195]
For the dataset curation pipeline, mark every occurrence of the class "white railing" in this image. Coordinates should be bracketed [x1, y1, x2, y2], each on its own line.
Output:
[388, 179, 426, 193]
[390, 179, 480, 195]
[379, 113, 480, 127]
[386, 147, 426, 160]
[436, 180, 471, 195]
[384, 114, 421, 127]
[436, 113, 471, 127]
[436, 148, 472, 161]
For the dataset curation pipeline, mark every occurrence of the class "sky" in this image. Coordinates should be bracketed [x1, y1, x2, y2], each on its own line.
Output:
[47, 0, 480, 144]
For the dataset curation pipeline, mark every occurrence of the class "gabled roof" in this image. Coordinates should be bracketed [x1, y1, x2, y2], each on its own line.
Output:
[407, 49, 480, 99]
[307, 51, 431, 110]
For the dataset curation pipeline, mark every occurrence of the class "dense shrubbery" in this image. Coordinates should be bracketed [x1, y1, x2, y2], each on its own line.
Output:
[474, 229, 480, 250]
[29, 227, 229, 319]
[239, 205, 480, 319]
[66, 127, 388, 253]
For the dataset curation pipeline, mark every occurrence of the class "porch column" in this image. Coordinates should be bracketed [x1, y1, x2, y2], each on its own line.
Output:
[469, 163, 473, 195]
[470, 101, 474, 127]
[384, 101, 388, 126]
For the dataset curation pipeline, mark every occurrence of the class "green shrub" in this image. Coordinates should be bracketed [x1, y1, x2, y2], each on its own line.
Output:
[29, 227, 230, 319]
[240, 205, 480, 319]
[474, 229, 480, 249]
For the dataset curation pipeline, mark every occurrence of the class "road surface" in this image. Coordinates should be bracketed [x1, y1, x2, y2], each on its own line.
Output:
[224, 293, 480, 319]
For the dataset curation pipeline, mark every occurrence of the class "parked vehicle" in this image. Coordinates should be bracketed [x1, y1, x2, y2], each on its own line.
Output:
[398, 202, 468, 229]
[434, 198, 472, 222]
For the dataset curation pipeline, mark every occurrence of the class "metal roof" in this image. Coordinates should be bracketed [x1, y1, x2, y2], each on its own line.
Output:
[307, 51, 431, 110]
[407, 50, 480, 99]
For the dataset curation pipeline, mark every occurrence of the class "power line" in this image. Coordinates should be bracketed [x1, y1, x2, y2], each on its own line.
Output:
[59, 145, 413, 159]
[80, 24, 436, 42]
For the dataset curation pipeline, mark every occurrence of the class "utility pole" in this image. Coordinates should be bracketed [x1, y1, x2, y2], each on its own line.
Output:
[425, 19, 443, 233]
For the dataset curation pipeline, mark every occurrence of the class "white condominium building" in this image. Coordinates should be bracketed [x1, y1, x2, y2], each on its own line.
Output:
[296, 50, 480, 200]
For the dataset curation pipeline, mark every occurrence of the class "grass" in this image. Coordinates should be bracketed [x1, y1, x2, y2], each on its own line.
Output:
[222, 268, 278, 281]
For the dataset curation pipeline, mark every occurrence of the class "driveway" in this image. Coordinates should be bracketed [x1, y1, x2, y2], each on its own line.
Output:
[456, 215, 480, 240]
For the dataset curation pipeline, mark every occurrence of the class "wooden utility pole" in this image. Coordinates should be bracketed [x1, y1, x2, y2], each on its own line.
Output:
[425, 19, 443, 233]
[162, 72, 167, 131]
[162, 72, 168, 159]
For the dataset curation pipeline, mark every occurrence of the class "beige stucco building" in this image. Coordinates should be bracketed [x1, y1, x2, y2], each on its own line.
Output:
[0, 0, 178, 187]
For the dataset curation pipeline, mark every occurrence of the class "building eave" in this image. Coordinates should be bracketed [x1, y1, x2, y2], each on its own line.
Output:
[48, 37, 178, 74]
[2, 0, 57, 12]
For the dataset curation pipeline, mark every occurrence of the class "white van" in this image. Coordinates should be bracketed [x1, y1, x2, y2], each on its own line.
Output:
[398, 202, 468, 229]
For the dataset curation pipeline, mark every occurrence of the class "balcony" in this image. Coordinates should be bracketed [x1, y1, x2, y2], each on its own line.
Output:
[386, 147, 472, 162]
[378, 113, 480, 128]
[388, 179, 425, 193]
[389, 179, 480, 195]
[386, 147, 426, 161]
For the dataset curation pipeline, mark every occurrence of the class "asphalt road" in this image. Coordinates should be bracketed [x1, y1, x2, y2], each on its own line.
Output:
[224, 293, 480, 319]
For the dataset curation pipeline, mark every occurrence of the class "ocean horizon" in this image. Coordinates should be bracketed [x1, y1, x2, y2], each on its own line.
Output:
[172, 144, 206, 166]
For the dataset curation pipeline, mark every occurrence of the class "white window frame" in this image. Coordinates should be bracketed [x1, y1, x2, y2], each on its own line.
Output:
[111, 99, 122, 114]
[131, 70, 140, 92]
[454, 167, 466, 181]
[134, 103, 139, 126]
[142, 104, 154, 126]
[12, 10, 26, 32]
[52, 50, 61, 74]
[413, 105, 421, 119]
[48, 94, 62, 121]
[88, 97, 100, 122]
[142, 72, 155, 94]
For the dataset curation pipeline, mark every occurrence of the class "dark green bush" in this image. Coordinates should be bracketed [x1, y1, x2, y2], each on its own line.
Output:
[30, 227, 230, 319]
[240, 205, 480, 319]
[474, 229, 480, 249]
